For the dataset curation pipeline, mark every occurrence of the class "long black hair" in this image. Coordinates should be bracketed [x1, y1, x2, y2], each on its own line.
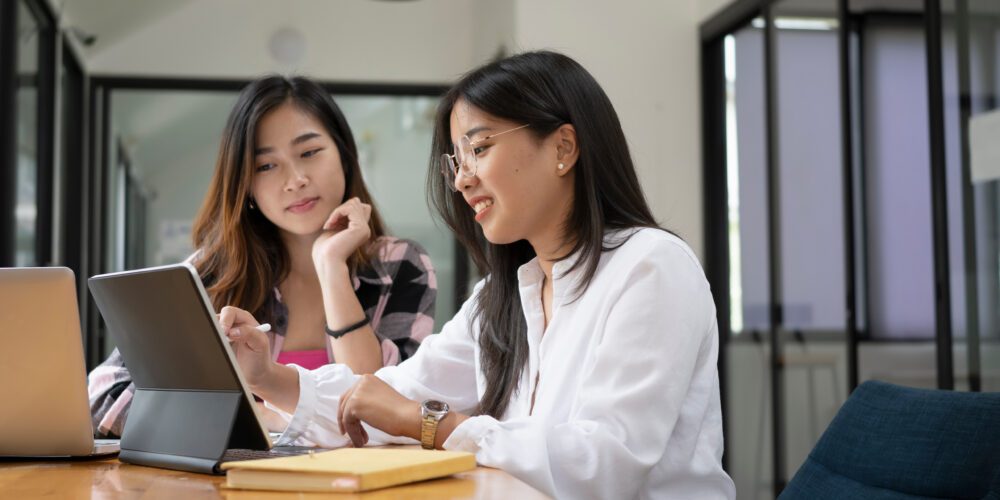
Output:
[428, 51, 664, 418]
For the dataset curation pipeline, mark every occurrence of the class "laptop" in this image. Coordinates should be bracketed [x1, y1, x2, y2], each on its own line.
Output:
[0, 267, 120, 458]
[87, 263, 315, 474]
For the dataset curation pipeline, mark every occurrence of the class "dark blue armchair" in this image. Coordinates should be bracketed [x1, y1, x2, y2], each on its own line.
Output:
[779, 380, 1000, 499]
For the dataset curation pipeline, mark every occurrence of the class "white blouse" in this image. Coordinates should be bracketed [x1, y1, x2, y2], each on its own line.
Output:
[271, 228, 735, 499]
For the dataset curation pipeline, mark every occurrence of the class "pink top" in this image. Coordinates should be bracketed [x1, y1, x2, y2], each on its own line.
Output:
[275, 349, 329, 371]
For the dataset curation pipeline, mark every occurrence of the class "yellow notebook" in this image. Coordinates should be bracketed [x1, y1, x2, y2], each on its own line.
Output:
[220, 448, 477, 493]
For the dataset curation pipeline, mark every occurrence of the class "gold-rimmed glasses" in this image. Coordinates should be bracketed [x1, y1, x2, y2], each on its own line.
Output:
[440, 124, 530, 192]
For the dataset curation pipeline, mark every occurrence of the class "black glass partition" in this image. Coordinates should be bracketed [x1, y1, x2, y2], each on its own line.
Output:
[0, 0, 55, 267]
[941, 0, 1000, 393]
[702, 0, 991, 496]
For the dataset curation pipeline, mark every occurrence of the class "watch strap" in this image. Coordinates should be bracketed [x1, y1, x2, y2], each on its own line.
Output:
[420, 414, 438, 450]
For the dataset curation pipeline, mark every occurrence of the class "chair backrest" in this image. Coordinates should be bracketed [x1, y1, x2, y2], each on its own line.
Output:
[779, 380, 1000, 500]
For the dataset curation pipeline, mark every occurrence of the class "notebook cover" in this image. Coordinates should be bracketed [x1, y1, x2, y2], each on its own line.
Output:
[221, 448, 477, 492]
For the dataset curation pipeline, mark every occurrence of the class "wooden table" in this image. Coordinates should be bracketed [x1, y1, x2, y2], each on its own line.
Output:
[0, 456, 550, 499]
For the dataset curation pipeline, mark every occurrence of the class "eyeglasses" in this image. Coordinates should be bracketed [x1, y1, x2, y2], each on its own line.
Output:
[440, 124, 530, 192]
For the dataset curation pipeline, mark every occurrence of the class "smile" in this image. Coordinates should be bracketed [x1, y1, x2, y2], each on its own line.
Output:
[473, 199, 493, 214]
[286, 197, 320, 213]
[473, 198, 494, 222]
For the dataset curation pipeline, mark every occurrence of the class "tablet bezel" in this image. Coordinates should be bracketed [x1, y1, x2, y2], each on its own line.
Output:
[88, 262, 273, 450]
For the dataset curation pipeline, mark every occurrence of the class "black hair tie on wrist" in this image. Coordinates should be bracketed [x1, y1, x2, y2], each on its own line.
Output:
[324, 316, 370, 339]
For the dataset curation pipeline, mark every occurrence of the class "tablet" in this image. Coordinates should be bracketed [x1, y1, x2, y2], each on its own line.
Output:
[88, 263, 273, 473]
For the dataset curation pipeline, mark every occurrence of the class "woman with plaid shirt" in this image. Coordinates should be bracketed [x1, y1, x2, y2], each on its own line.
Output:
[87, 76, 436, 438]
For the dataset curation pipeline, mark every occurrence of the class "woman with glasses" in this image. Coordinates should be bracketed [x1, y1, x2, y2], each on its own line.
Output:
[221, 52, 734, 499]
[88, 75, 437, 436]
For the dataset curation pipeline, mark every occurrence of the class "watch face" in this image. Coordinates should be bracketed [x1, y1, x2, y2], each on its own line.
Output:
[423, 400, 449, 413]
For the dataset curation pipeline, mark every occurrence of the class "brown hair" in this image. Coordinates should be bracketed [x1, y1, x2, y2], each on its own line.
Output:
[191, 75, 387, 322]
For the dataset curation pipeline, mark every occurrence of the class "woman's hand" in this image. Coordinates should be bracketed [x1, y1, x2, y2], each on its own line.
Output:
[312, 197, 372, 273]
[337, 374, 421, 447]
[218, 306, 273, 389]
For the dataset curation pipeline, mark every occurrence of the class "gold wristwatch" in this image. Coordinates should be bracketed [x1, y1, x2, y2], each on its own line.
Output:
[420, 399, 449, 450]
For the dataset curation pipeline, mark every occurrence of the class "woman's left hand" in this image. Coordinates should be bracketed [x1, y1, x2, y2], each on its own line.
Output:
[337, 374, 420, 447]
[312, 197, 372, 271]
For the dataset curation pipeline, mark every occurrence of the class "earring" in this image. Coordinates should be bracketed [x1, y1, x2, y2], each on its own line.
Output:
[248, 199, 256, 210]
[558, 163, 565, 170]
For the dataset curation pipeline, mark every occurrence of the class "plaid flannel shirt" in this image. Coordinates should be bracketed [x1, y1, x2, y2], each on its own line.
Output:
[87, 236, 436, 438]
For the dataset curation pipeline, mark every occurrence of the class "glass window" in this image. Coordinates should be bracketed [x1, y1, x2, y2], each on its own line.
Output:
[773, 4, 845, 333]
[336, 95, 456, 327]
[57, 42, 85, 275]
[723, 21, 776, 500]
[772, 0, 847, 488]
[862, 12, 937, 341]
[944, 0, 1000, 391]
[728, 22, 771, 336]
[15, 0, 38, 266]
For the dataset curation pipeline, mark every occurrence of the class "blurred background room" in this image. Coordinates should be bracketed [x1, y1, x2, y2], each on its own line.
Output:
[2, 0, 997, 497]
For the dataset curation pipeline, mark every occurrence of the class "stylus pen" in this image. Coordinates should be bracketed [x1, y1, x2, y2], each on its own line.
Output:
[256, 323, 272, 333]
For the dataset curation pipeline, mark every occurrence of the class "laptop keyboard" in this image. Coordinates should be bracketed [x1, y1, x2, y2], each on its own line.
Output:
[220, 446, 317, 463]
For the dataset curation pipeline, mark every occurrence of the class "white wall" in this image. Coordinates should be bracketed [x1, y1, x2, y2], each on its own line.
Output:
[511, 0, 736, 259]
[699, 0, 739, 21]
[472, 0, 516, 64]
[75, 0, 480, 83]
